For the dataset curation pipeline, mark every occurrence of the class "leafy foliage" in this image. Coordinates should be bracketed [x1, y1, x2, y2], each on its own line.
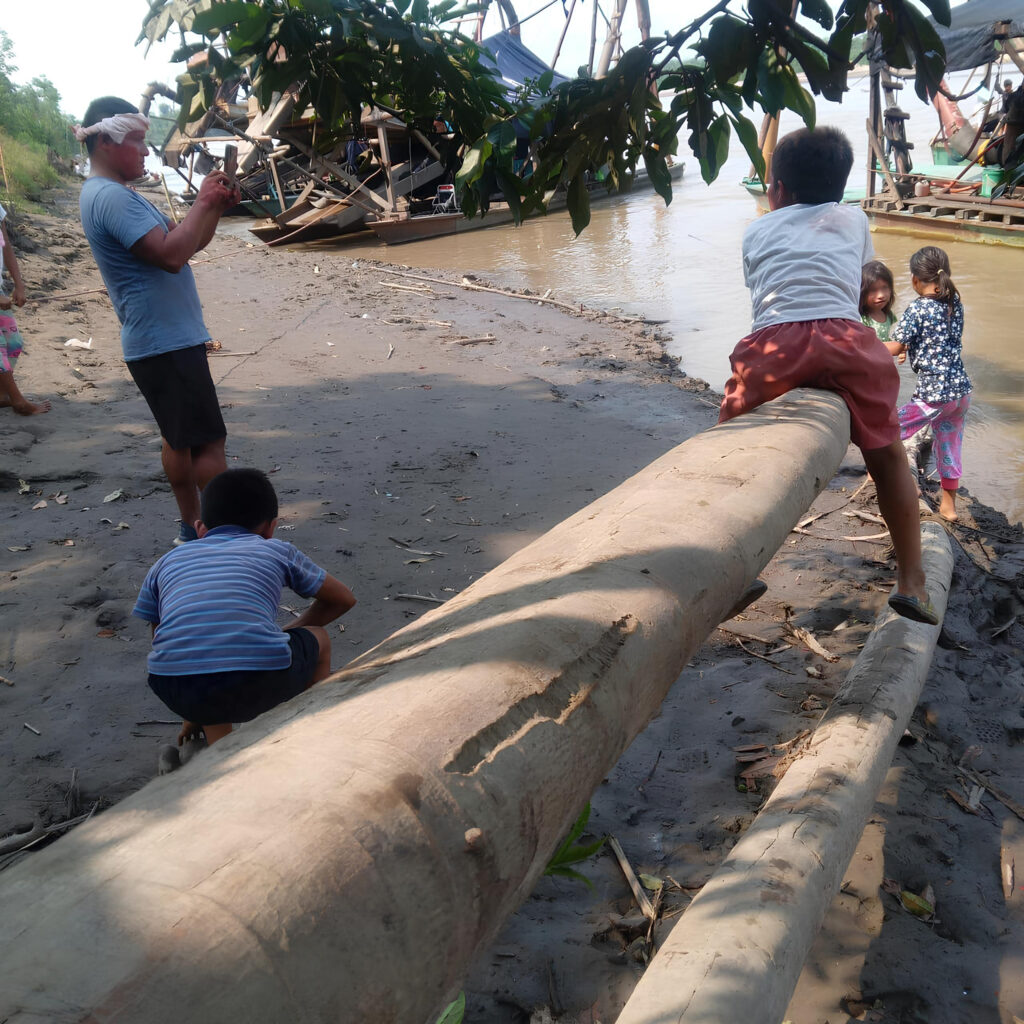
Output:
[544, 802, 606, 888]
[0, 30, 75, 162]
[433, 990, 466, 1024]
[139, 0, 957, 235]
[0, 30, 75, 208]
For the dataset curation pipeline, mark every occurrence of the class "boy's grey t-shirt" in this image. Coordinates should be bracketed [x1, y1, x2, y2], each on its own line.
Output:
[79, 177, 210, 362]
[742, 202, 874, 333]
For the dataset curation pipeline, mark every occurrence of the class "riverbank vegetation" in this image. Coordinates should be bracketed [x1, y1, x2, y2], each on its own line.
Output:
[0, 29, 74, 210]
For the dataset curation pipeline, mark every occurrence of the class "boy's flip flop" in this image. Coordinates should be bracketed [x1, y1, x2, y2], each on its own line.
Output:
[887, 592, 940, 626]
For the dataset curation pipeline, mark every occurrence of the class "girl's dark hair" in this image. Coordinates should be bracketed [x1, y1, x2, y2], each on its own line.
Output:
[909, 246, 960, 309]
[859, 260, 895, 316]
[200, 468, 279, 531]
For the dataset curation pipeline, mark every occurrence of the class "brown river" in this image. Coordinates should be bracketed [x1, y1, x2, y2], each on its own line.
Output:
[226, 72, 1024, 524]
[338, 76, 1024, 527]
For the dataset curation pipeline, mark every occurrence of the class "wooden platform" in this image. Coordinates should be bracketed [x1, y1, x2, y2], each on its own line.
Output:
[862, 191, 1024, 247]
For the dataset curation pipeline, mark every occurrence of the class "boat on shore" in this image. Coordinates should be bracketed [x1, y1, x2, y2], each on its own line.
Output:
[368, 162, 685, 245]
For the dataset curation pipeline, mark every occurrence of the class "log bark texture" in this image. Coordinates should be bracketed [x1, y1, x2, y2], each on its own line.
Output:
[0, 391, 851, 1024]
[616, 521, 953, 1024]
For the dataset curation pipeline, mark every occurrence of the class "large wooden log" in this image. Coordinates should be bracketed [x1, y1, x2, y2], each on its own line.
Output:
[616, 521, 953, 1024]
[0, 392, 852, 1024]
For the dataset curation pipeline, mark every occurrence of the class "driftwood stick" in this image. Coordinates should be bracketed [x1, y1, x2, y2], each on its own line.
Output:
[957, 767, 1024, 823]
[608, 836, 656, 921]
[734, 638, 796, 674]
[796, 475, 871, 529]
[380, 269, 653, 324]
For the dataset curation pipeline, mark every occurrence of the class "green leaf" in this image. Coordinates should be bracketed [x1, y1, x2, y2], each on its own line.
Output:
[709, 115, 731, 175]
[547, 864, 595, 889]
[798, 0, 833, 31]
[701, 15, 758, 86]
[455, 137, 492, 190]
[731, 113, 765, 181]
[639, 873, 664, 891]
[642, 150, 674, 205]
[296, 0, 336, 16]
[434, 991, 466, 1024]
[917, 0, 951, 27]
[899, 890, 934, 918]
[190, 1, 254, 36]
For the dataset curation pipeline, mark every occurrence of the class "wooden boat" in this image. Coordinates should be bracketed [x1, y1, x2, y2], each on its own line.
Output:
[368, 162, 685, 245]
[859, 3, 1024, 248]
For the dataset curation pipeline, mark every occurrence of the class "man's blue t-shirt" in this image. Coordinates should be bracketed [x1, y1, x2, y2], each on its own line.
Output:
[132, 526, 327, 676]
[79, 177, 210, 362]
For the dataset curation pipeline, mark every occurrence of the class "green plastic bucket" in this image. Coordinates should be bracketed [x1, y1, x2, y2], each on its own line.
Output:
[981, 166, 1001, 198]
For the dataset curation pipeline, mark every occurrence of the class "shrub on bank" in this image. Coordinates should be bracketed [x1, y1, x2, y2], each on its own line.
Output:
[0, 130, 60, 209]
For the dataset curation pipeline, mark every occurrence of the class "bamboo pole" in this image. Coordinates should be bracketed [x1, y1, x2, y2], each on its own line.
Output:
[550, 0, 579, 70]
[595, 0, 629, 78]
[617, 522, 953, 1024]
[0, 392, 856, 1024]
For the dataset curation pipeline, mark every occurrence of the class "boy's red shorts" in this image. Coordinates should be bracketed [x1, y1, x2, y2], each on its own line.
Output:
[718, 318, 900, 452]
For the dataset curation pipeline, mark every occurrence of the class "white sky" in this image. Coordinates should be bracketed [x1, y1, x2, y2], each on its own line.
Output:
[3, 0, 948, 119]
[1, 0, 705, 118]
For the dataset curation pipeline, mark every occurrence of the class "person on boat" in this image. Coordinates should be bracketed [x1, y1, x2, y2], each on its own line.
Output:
[1002, 81, 1024, 165]
[77, 96, 240, 547]
[885, 247, 971, 524]
[1002, 79, 1016, 116]
[718, 126, 939, 625]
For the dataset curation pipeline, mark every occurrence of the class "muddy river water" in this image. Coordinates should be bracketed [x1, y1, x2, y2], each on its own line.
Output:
[217, 72, 1023, 525]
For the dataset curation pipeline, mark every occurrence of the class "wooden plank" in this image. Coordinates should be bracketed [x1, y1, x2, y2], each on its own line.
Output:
[285, 136, 391, 212]
[866, 119, 905, 210]
[268, 156, 287, 215]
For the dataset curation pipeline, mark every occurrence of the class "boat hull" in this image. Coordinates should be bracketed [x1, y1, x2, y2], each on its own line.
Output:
[861, 194, 1024, 248]
[371, 163, 685, 245]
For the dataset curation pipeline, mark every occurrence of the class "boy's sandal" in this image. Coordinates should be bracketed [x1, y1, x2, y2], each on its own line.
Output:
[887, 592, 940, 626]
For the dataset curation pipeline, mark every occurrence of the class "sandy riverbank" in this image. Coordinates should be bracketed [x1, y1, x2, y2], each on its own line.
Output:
[2, 183, 1024, 1023]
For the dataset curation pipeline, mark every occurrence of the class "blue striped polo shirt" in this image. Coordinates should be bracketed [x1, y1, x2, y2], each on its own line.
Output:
[133, 525, 327, 675]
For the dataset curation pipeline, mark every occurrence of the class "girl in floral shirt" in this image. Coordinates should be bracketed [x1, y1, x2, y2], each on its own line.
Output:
[887, 247, 971, 522]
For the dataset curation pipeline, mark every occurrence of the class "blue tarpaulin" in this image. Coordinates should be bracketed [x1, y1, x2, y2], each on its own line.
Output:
[479, 31, 570, 93]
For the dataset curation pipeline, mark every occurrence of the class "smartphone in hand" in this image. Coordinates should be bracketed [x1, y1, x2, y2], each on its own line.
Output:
[223, 144, 238, 185]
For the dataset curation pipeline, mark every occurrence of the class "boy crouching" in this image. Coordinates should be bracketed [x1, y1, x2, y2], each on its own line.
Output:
[134, 468, 356, 746]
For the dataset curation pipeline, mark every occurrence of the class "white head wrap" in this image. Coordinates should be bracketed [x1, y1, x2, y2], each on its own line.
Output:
[74, 113, 150, 144]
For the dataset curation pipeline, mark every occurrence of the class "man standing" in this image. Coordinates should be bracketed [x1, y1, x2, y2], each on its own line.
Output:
[77, 97, 240, 545]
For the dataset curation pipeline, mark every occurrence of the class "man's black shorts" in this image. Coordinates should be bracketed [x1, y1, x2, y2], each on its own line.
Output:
[148, 628, 319, 725]
[127, 343, 226, 451]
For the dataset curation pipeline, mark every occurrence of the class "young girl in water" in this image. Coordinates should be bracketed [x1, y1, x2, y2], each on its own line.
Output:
[860, 260, 899, 346]
[887, 246, 971, 522]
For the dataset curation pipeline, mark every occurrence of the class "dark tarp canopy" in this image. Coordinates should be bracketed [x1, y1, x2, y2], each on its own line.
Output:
[930, 0, 1024, 72]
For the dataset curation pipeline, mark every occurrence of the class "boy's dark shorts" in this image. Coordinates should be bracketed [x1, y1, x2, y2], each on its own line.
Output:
[127, 343, 226, 451]
[148, 628, 319, 725]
